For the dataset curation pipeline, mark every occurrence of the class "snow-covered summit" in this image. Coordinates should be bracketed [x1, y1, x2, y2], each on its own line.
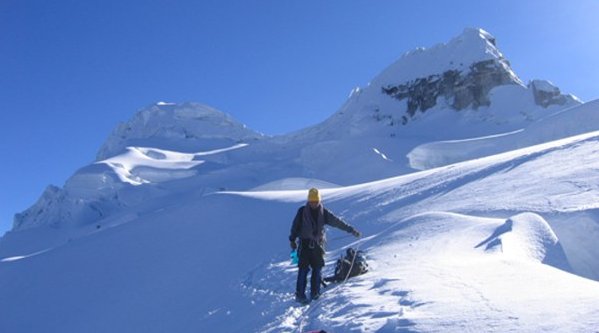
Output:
[97, 102, 264, 160]
[289, 28, 579, 144]
[373, 28, 518, 88]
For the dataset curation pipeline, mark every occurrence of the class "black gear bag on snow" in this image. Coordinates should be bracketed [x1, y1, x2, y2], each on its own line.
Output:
[324, 247, 368, 283]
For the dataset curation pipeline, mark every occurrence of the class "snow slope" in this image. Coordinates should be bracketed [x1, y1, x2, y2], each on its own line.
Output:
[408, 99, 599, 169]
[2, 131, 599, 332]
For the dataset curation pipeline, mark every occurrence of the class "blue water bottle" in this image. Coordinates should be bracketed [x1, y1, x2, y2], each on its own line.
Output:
[290, 249, 299, 265]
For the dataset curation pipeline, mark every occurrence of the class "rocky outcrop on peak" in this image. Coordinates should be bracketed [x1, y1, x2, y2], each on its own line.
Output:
[381, 58, 522, 124]
[529, 80, 578, 108]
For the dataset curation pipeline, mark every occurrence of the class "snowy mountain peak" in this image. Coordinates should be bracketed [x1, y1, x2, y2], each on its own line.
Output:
[374, 27, 525, 117]
[305, 28, 580, 137]
[454, 27, 499, 51]
[372, 27, 516, 88]
[96, 102, 264, 160]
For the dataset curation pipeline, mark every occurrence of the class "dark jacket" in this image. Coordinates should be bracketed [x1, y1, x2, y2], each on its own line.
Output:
[289, 203, 355, 247]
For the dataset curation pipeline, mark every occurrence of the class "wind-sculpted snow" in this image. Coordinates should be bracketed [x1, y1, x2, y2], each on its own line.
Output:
[96, 102, 264, 160]
[232, 131, 599, 282]
[98, 144, 248, 185]
[475, 213, 571, 271]
[11, 143, 250, 231]
[2, 131, 599, 332]
[408, 99, 599, 170]
[241, 211, 598, 332]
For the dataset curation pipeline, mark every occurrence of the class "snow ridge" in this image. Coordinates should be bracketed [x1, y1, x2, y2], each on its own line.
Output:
[96, 102, 263, 160]
[372, 28, 519, 88]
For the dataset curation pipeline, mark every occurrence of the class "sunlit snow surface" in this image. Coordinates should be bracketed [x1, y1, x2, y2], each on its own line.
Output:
[98, 144, 247, 185]
[2, 28, 599, 332]
[3, 131, 597, 332]
[227, 132, 599, 332]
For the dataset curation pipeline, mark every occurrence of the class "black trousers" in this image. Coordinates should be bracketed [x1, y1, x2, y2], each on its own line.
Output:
[296, 239, 325, 298]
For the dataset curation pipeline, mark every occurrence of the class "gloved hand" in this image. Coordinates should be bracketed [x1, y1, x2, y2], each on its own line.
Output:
[351, 229, 362, 238]
[290, 240, 298, 250]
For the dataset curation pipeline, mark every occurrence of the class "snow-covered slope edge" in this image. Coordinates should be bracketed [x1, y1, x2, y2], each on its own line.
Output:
[2, 130, 598, 332]
[253, 211, 594, 332]
[408, 99, 599, 169]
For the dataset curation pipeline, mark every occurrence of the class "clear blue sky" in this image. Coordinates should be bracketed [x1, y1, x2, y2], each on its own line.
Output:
[1, 0, 598, 235]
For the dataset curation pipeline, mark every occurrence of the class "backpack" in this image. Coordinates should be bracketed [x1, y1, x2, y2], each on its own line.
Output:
[324, 247, 368, 283]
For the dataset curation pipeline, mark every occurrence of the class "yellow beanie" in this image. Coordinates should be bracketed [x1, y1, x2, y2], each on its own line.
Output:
[307, 188, 321, 202]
